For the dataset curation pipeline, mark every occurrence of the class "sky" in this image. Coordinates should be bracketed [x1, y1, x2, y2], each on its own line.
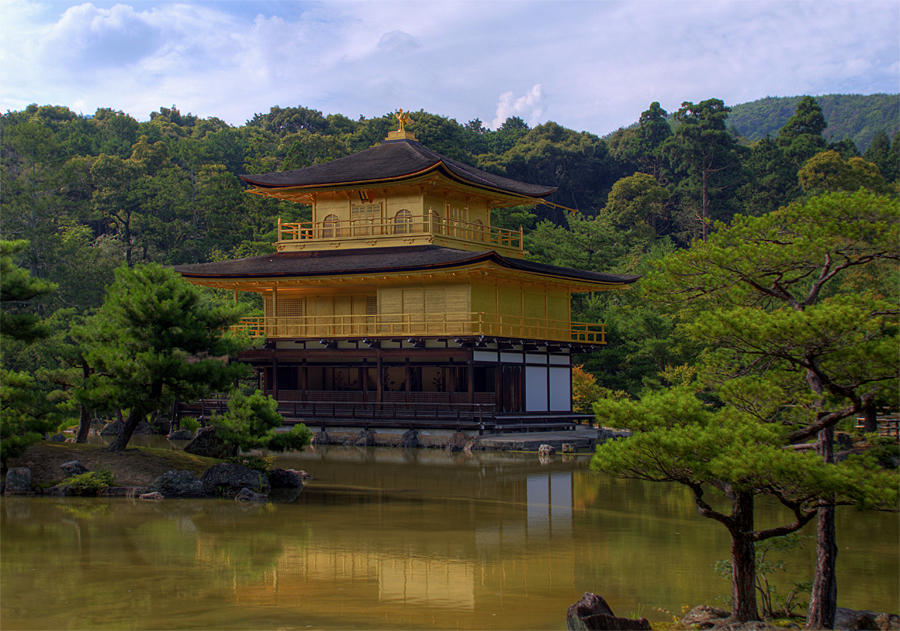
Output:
[1, 0, 898, 137]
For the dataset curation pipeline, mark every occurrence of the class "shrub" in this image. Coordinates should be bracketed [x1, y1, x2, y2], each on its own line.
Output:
[59, 468, 115, 496]
[180, 417, 200, 433]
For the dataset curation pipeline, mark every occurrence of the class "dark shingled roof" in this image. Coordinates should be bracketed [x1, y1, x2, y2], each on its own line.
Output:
[174, 246, 639, 286]
[240, 139, 556, 198]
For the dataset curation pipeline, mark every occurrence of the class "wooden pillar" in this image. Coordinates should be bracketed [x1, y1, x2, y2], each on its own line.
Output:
[467, 350, 475, 404]
[405, 358, 410, 403]
[376, 354, 383, 403]
[359, 366, 366, 402]
[301, 360, 308, 401]
[272, 355, 278, 400]
[272, 286, 278, 338]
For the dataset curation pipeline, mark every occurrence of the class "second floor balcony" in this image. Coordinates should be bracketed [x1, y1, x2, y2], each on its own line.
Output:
[275, 213, 525, 257]
[232, 312, 606, 345]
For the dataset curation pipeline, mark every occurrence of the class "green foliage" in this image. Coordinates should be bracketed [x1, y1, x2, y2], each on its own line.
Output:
[857, 434, 900, 469]
[592, 191, 900, 621]
[58, 467, 115, 496]
[0, 240, 62, 464]
[0, 240, 57, 344]
[225, 453, 275, 473]
[210, 390, 312, 453]
[77, 263, 251, 451]
[664, 99, 747, 240]
[180, 417, 200, 433]
[798, 150, 892, 196]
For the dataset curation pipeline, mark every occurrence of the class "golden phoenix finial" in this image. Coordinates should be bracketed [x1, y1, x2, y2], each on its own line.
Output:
[395, 109, 413, 132]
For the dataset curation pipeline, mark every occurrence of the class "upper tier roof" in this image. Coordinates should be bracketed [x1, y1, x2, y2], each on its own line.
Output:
[173, 245, 639, 287]
[240, 138, 556, 199]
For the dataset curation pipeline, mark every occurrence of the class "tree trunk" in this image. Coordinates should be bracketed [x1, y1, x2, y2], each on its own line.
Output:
[105, 405, 147, 452]
[730, 489, 759, 622]
[75, 404, 91, 443]
[75, 360, 92, 443]
[806, 426, 838, 629]
[863, 406, 878, 434]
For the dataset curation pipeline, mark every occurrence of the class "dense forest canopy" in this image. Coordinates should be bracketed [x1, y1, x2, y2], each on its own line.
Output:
[1, 93, 897, 415]
[727, 94, 899, 150]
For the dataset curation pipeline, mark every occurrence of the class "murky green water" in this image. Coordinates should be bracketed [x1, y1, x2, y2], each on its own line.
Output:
[2, 446, 897, 630]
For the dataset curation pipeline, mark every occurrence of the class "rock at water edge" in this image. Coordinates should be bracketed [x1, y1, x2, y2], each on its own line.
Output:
[201, 463, 269, 498]
[184, 426, 236, 459]
[566, 592, 652, 631]
[4, 468, 32, 495]
[146, 470, 206, 498]
[235, 488, 268, 502]
[399, 429, 419, 449]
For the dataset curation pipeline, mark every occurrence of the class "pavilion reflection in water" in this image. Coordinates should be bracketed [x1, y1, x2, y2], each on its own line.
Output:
[232, 453, 579, 612]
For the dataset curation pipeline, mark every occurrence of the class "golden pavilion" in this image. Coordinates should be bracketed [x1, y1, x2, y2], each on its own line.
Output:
[173, 123, 637, 432]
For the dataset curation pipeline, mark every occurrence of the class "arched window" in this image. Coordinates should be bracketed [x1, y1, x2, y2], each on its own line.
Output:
[394, 209, 412, 234]
[322, 214, 340, 239]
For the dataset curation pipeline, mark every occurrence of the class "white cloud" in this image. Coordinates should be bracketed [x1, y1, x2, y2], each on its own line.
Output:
[0, 0, 896, 134]
[492, 85, 546, 129]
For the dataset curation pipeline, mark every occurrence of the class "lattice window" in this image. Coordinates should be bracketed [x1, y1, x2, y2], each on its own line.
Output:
[351, 202, 380, 236]
[264, 297, 303, 317]
[322, 214, 340, 238]
[394, 209, 412, 234]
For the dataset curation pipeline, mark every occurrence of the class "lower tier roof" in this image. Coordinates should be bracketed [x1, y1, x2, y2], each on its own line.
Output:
[173, 245, 640, 287]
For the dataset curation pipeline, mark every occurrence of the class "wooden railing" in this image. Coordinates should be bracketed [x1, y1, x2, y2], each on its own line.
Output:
[275, 214, 524, 252]
[231, 312, 606, 344]
[175, 397, 498, 433]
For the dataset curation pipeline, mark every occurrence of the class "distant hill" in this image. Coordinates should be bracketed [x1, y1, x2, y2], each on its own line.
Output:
[727, 94, 899, 152]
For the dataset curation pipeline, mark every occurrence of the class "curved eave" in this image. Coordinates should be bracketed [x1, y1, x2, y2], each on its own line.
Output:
[244, 164, 556, 204]
[175, 249, 639, 292]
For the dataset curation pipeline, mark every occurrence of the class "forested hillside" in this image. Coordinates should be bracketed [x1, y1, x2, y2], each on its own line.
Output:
[727, 94, 899, 151]
[2, 95, 898, 440]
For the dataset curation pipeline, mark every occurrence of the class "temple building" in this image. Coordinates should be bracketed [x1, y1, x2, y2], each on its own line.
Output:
[173, 121, 638, 432]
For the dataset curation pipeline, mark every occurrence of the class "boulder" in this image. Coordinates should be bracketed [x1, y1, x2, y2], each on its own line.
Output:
[48, 433, 67, 442]
[133, 420, 156, 435]
[348, 429, 376, 447]
[4, 468, 32, 495]
[566, 592, 652, 631]
[146, 470, 206, 498]
[834, 607, 900, 631]
[267, 468, 304, 488]
[100, 420, 124, 436]
[168, 429, 194, 440]
[445, 432, 470, 453]
[235, 488, 268, 502]
[184, 426, 236, 459]
[538, 444, 556, 456]
[399, 429, 419, 449]
[312, 431, 334, 445]
[200, 463, 269, 498]
[681, 605, 730, 629]
[60, 461, 90, 477]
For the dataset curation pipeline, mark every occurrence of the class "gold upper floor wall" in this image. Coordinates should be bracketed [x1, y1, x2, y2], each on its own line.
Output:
[251, 176, 529, 258]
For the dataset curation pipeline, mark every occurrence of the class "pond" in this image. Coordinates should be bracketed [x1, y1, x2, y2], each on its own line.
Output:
[2, 445, 897, 630]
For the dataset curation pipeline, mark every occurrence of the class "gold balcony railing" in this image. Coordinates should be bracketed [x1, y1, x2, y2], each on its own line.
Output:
[231, 313, 606, 344]
[275, 213, 524, 253]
